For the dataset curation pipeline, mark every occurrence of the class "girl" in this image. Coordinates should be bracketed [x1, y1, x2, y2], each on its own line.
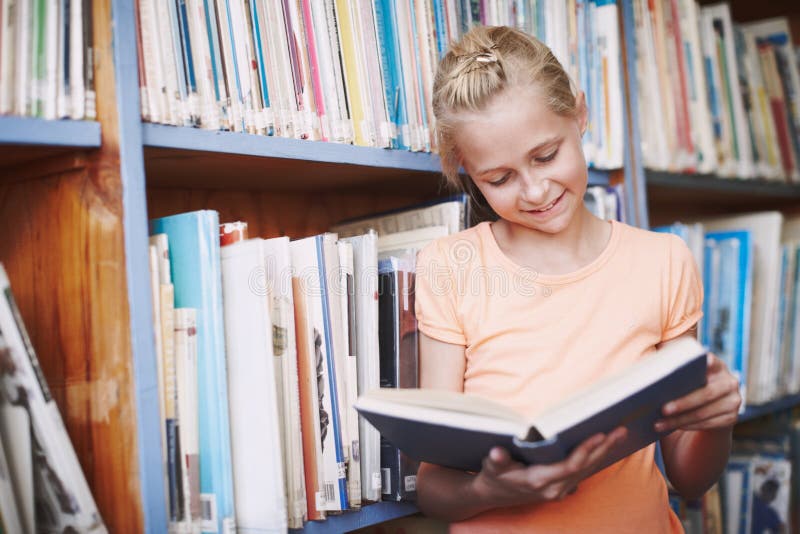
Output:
[414, 26, 741, 532]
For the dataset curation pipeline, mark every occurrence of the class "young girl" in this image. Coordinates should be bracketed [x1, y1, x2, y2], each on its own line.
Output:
[414, 26, 741, 532]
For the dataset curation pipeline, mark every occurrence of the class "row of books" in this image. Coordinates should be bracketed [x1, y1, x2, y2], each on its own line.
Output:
[0, 0, 96, 120]
[146, 196, 470, 533]
[0, 266, 106, 533]
[133, 0, 625, 168]
[657, 212, 800, 406]
[632, 1, 800, 182]
[670, 417, 800, 534]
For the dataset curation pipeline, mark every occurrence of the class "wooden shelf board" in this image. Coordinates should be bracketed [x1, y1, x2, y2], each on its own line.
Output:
[0, 117, 101, 169]
[739, 394, 800, 424]
[143, 124, 611, 192]
[291, 502, 418, 533]
[645, 170, 800, 226]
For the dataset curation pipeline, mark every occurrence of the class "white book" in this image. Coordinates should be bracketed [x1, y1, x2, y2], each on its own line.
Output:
[173, 308, 200, 532]
[308, 0, 345, 142]
[702, 212, 784, 404]
[290, 235, 348, 512]
[14, 0, 30, 116]
[331, 198, 466, 238]
[336, 240, 362, 509]
[377, 225, 449, 254]
[221, 240, 287, 533]
[699, 6, 738, 177]
[341, 232, 382, 503]
[0, 265, 106, 532]
[148, 243, 170, 522]
[357, 0, 391, 147]
[153, 0, 182, 126]
[214, 0, 244, 131]
[187, 0, 221, 130]
[283, 0, 319, 140]
[678, 0, 716, 174]
[223, 0, 256, 133]
[55, 0, 68, 118]
[0, 400, 31, 534]
[0, 0, 16, 114]
[43, 0, 58, 119]
[633, 0, 670, 171]
[262, 236, 307, 529]
[703, 4, 755, 178]
[782, 217, 800, 393]
[69, 0, 85, 119]
[137, 0, 166, 123]
[260, 1, 292, 137]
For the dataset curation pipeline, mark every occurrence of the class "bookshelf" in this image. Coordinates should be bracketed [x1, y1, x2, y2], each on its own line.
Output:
[0, 0, 797, 532]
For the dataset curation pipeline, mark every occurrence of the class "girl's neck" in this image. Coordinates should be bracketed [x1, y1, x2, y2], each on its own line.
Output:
[490, 208, 612, 276]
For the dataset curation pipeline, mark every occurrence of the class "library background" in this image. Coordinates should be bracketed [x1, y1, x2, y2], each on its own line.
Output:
[0, 0, 799, 532]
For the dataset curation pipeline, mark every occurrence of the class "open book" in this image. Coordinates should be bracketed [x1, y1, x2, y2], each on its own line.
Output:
[356, 337, 707, 473]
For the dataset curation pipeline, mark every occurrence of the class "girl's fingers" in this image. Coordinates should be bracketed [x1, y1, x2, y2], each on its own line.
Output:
[662, 372, 740, 417]
[662, 412, 739, 432]
[656, 392, 740, 432]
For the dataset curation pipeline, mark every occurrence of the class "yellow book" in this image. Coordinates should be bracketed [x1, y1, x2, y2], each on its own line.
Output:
[335, 0, 372, 146]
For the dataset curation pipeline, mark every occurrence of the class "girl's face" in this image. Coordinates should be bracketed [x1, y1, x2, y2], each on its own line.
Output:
[454, 84, 589, 236]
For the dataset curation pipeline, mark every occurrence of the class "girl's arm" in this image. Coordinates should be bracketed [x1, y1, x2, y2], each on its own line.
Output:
[655, 328, 741, 501]
[416, 333, 627, 521]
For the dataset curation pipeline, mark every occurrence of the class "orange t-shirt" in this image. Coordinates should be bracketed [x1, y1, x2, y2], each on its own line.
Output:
[414, 220, 703, 533]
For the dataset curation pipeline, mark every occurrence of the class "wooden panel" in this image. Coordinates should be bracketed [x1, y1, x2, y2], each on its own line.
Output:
[0, 163, 141, 532]
[147, 187, 435, 238]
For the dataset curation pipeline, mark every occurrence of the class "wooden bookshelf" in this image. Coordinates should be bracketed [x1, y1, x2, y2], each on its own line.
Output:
[2, 0, 799, 532]
[739, 394, 800, 424]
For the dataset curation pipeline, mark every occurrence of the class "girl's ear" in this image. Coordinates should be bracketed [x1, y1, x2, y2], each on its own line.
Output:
[575, 91, 588, 135]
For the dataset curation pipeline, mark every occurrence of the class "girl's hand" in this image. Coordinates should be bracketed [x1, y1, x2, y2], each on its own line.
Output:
[655, 353, 741, 433]
[470, 427, 628, 508]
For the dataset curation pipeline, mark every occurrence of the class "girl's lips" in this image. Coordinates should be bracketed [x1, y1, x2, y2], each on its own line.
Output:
[524, 190, 565, 215]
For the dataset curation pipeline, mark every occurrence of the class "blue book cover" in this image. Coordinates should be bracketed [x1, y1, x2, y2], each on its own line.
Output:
[705, 230, 753, 406]
[150, 211, 235, 534]
[431, 0, 447, 59]
[374, 0, 410, 150]
[358, 338, 707, 474]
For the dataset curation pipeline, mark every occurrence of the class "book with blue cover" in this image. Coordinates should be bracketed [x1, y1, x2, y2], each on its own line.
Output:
[149, 210, 235, 534]
[356, 337, 707, 474]
[703, 230, 753, 406]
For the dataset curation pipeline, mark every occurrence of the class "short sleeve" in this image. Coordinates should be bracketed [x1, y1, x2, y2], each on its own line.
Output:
[414, 241, 466, 345]
[661, 235, 704, 341]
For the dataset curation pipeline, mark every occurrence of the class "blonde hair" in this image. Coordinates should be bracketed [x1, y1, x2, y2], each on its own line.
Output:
[433, 26, 578, 216]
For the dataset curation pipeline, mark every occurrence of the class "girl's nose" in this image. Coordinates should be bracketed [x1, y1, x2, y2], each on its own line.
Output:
[519, 173, 549, 205]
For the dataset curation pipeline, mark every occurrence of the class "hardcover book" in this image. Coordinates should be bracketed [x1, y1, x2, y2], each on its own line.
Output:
[357, 337, 707, 474]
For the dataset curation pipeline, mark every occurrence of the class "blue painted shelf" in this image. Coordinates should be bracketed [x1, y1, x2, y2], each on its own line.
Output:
[0, 116, 102, 170]
[0, 116, 101, 147]
[142, 123, 611, 191]
[739, 394, 800, 424]
[291, 502, 418, 533]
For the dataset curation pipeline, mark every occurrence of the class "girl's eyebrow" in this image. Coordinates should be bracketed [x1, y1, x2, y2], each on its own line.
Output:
[474, 136, 561, 177]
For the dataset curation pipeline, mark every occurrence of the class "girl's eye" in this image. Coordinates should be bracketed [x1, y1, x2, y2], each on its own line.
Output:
[489, 173, 510, 186]
[536, 149, 559, 163]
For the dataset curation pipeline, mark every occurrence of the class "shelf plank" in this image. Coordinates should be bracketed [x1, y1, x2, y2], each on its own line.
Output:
[645, 170, 800, 226]
[739, 394, 800, 424]
[291, 502, 419, 533]
[143, 124, 611, 192]
[0, 117, 102, 171]
[0, 116, 102, 147]
[143, 122, 441, 170]
[647, 170, 800, 198]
